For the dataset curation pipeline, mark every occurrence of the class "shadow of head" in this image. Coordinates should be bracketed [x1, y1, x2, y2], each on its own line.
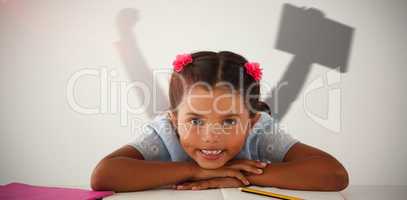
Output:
[116, 8, 140, 28]
[275, 4, 354, 72]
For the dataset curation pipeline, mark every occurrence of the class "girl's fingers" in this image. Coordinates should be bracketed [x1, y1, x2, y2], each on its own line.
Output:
[176, 178, 242, 190]
[228, 163, 263, 175]
[229, 159, 268, 168]
[177, 181, 209, 190]
[242, 160, 268, 168]
[177, 184, 194, 190]
[225, 170, 250, 185]
[254, 160, 268, 168]
[176, 182, 195, 190]
[192, 182, 209, 190]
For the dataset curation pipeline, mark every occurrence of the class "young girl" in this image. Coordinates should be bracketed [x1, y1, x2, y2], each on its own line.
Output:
[90, 51, 348, 192]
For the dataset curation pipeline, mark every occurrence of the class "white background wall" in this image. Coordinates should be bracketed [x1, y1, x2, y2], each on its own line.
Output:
[1, 0, 406, 187]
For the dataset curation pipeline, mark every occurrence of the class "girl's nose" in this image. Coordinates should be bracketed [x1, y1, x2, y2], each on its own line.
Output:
[200, 123, 222, 143]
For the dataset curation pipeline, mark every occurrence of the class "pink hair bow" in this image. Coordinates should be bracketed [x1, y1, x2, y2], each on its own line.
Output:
[172, 53, 193, 72]
[244, 62, 263, 81]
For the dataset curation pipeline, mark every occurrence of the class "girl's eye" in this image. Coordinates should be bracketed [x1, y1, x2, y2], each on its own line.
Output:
[190, 118, 204, 126]
[223, 119, 237, 126]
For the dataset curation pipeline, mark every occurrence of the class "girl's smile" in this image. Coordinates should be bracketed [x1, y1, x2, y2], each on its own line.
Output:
[197, 149, 225, 160]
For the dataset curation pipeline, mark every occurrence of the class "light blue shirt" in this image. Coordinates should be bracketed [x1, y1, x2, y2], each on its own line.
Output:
[128, 111, 299, 163]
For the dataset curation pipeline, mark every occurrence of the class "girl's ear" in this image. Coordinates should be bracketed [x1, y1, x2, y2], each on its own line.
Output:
[167, 111, 178, 129]
[167, 111, 181, 139]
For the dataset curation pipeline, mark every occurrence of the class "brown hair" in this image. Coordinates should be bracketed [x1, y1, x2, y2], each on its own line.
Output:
[168, 51, 270, 117]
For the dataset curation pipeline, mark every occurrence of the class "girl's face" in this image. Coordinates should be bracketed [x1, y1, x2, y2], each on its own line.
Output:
[169, 85, 260, 169]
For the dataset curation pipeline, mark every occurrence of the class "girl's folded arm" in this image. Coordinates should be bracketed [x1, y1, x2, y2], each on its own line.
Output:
[246, 142, 349, 191]
[90, 145, 195, 192]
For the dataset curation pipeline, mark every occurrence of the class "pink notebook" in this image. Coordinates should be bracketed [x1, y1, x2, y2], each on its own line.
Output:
[0, 182, 114, 200]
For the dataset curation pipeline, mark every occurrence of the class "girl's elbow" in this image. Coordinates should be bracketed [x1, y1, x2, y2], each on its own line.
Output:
[330, 166, 349, 191]
[90, 160, 111, 191]
[91, 174, 105, 191]
[322, 157, 349, 191]
[91, 170, 106, 191]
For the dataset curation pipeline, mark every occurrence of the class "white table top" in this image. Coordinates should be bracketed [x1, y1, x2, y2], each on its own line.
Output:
[104, 186, 343, 200]
[103, 185, 407, 200]
[341, 185, 407, 200]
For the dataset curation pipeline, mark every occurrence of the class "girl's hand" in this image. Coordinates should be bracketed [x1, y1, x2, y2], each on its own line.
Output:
[174, 177, 244, 190]
[190, 160, 267, 185]
[225, 159, 268, 176]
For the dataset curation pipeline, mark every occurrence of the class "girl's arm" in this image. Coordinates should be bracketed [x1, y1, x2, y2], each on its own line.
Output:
[246, 142, 349, 191]
[90, 145, 260, 192]
[90, 145, 194, 192]
[175, 143, 348, 191]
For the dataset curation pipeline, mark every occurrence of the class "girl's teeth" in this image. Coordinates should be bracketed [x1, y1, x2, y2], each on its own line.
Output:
[201, 149, 222, 155]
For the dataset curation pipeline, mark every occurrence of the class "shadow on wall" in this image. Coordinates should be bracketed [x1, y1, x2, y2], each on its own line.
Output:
[114, 4, 355, 122]
[115, 8, 169, 120]
[264, 3, 355, 121]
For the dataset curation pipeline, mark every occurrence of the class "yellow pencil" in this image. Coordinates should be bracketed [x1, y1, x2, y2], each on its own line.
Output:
[239, 187, 304, 200]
